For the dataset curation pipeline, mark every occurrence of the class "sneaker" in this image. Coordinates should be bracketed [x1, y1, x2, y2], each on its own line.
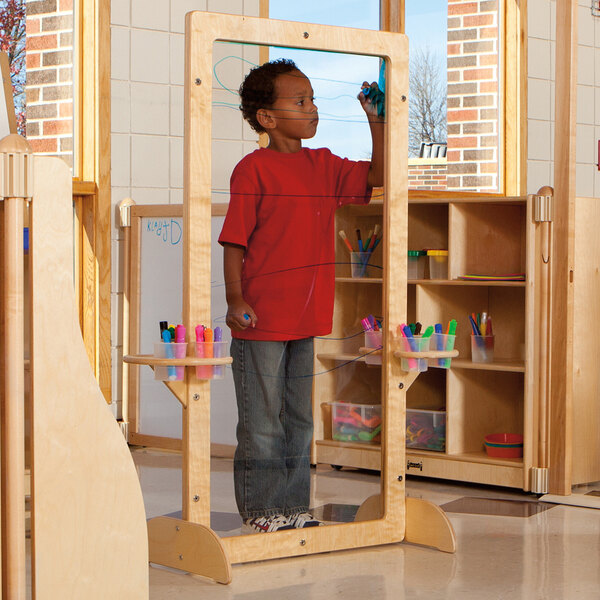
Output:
[287, 512, 324, 528]
[242, 514, 295, 534]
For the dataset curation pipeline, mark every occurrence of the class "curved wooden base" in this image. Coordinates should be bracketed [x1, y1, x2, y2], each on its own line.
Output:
[405, 497, 456, 553]
[148, 516, 232, 584]
[354, 494, 456, 554]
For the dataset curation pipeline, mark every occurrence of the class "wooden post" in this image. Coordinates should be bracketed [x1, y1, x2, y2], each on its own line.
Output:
[0, 134, 33, 600]
[549, 0, 577, 495]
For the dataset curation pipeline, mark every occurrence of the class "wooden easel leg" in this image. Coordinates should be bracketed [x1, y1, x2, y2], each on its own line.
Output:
[355, 494, 456, 553]
[147, 516, 232, 584]
[404, 496, 456, 553]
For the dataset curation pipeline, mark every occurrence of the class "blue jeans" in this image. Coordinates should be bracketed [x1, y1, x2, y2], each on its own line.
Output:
[230, 338, 314, 520]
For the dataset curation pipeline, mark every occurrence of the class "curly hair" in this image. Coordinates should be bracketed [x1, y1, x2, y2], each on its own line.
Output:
[239, 58, 299, 133]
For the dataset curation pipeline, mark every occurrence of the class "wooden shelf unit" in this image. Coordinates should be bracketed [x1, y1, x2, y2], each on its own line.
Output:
[313, 194, 535, 491]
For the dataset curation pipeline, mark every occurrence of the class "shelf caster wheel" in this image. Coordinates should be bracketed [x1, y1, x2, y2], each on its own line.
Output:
[331, 464, 343, 471]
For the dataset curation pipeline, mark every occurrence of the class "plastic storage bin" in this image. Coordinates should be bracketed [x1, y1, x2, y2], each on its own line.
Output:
[364, 330, 382, 365]
[195, 341, 228, 379]
[330, 402, 382, 444]
[406, 408, 446, 451]
[427, 249, 448, 279]
[397, 334, 430, 372]
[154, 342, 187, 381]
[407, 250, 427, 279]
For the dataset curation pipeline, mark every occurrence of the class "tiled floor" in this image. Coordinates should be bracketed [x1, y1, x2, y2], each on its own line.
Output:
[135, 449, 600, 599]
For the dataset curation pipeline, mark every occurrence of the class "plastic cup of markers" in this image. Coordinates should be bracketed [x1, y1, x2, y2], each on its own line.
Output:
[471, 335, 494, 363]
[195, 341, 228, 380]
[154, 342, 187, 381]
[364, 330, 383, 365]
[350, 252, 374, 278]
[399, 335, 430, 372]
[431, 333, 456, 369]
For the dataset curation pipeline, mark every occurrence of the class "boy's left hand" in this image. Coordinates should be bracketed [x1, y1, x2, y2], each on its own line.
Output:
[358, 81, 385, 121]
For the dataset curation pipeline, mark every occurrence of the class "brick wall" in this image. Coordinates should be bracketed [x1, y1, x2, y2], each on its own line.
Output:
[25, 0, 74, 167]
[408, 159, 448, 190]
[446, 0, 499, 191]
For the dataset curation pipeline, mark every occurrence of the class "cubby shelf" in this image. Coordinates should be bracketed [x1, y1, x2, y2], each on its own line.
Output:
[312, 193, 533, 491]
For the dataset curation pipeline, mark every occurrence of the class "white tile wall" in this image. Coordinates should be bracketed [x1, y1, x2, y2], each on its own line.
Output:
[111, 1, 261, 413]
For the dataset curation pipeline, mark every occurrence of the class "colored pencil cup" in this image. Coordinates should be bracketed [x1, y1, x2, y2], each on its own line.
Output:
[195, 341, 228, 380]
[431, 333, 456, 368]
[471, 334, 494, 363]
[364, 330, 383, 365]
[154, 342, 187, 381]
[350, 252, 374, 278]
[407, 250, 427, 279]
[398, 335, 430, 372]
[427, 250, 448, 279]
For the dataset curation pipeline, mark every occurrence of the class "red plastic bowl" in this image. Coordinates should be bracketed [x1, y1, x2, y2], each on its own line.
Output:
[484, 433, 523, 458]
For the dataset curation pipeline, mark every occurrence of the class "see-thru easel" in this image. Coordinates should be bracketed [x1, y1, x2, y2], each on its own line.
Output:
[125, 12, 455, 583]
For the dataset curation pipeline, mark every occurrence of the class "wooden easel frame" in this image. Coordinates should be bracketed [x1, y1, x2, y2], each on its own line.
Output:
[133, 12, 454, 580]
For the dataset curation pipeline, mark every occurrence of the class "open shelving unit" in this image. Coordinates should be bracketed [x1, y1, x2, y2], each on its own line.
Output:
[313, 193, 535, 491]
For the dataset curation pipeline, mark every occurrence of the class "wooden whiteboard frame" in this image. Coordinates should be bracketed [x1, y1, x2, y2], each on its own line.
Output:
[144, 13, 453, 574]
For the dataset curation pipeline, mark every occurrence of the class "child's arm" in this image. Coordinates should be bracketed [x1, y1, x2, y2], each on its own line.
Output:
[223, 243, 257, 330]
[358, 82, 385, 188]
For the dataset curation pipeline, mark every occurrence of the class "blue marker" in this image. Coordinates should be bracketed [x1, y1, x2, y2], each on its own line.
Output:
[162, 328, 177, 380]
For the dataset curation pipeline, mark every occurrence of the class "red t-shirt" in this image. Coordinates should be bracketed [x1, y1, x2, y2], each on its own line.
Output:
[219, 147, 372, 341]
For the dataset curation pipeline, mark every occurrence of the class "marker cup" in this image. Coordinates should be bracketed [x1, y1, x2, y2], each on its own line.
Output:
[471, 334, 494, 363]
[407, 250, 427, 279]
[364, 330, 383, 365]
[196, 341, 228, 380]
[350, 252, 373, 278]
[431, 333, 456, 369]
[154, 342, 187, 381]
[398, 335, 430, 372]
[427, 250, 448, 279]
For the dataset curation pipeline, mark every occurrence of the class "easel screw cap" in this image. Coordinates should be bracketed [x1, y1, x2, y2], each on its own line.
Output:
[0, 133, 33, 199]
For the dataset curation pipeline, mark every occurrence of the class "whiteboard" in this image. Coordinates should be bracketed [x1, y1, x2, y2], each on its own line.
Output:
[136, 211, 237, 445]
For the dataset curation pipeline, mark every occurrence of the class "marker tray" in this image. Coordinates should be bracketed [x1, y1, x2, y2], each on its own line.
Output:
[195, 341, 228, 380]
[330, 401, 382, 444]
[406, 408, 446, 452]
[153, 342, 188, 381]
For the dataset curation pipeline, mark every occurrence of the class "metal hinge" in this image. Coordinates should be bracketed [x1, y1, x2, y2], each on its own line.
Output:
[118, 420, 129, 440]
[530, 467, 549, 494]
[533, 194, 553, 223]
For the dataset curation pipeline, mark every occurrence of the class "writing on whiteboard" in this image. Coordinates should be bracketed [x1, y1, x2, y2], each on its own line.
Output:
[146, 218, 182, 245]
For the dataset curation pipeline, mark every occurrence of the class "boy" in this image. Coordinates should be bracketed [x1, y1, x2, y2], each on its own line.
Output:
[219, 59, 384, 533]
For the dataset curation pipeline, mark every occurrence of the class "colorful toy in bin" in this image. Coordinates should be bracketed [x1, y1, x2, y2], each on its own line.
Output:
[406, 409, 446, 451]
[330, 402, 382, 444]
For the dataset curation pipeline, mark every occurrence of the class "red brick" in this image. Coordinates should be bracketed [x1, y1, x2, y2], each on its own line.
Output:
[27, 53, 41, 69]
[27, 34, 58, 51]
[480, 27, 499, 39]
[60, 0, 73, 9]
[59, 102, 73, 117]
[448, 2, 478, 15]
[464, 14, 494, 27]
[447, 109, 478, 122]
[447, 137, 478, 148]
[448, 43, 461, 55]
[43, 119, 72, 135]
[29, 138, 58, 153]
[463, 68, 494, 81]
[480, 81, 498, 93]
[479, 54, 499, 66]
[26, 18, 41, 34]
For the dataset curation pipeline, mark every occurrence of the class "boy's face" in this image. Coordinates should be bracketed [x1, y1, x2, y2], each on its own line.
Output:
[267, 69, 318, 140]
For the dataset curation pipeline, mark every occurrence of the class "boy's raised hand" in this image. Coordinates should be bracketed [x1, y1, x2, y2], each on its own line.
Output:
[358, 81, 385, 121]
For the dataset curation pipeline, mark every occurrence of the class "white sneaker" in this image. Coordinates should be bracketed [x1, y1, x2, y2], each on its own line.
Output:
[242, 514, 295, 534]
[287, 512, 324, 528]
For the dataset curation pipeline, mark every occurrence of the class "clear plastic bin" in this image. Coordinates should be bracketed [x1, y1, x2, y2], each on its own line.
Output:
[397, 334, 430, 372]
[330, 402, 382, 444]
[407, 250, 427, 279]
[427, 249, 448, 279]
[430, 333, 456, 369]
[364, 330, 382, 365]
[154, 342, 187, 381]
[406, 408, 446, 451]
[471, 335, 494, 363]
[195, 341, 228, 379]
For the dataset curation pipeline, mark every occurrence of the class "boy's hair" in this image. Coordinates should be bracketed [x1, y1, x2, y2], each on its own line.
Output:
[239, 58, 298, 133]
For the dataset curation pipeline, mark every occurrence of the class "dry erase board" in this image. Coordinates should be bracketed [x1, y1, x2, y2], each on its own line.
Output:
[136, 211, 237, 445]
